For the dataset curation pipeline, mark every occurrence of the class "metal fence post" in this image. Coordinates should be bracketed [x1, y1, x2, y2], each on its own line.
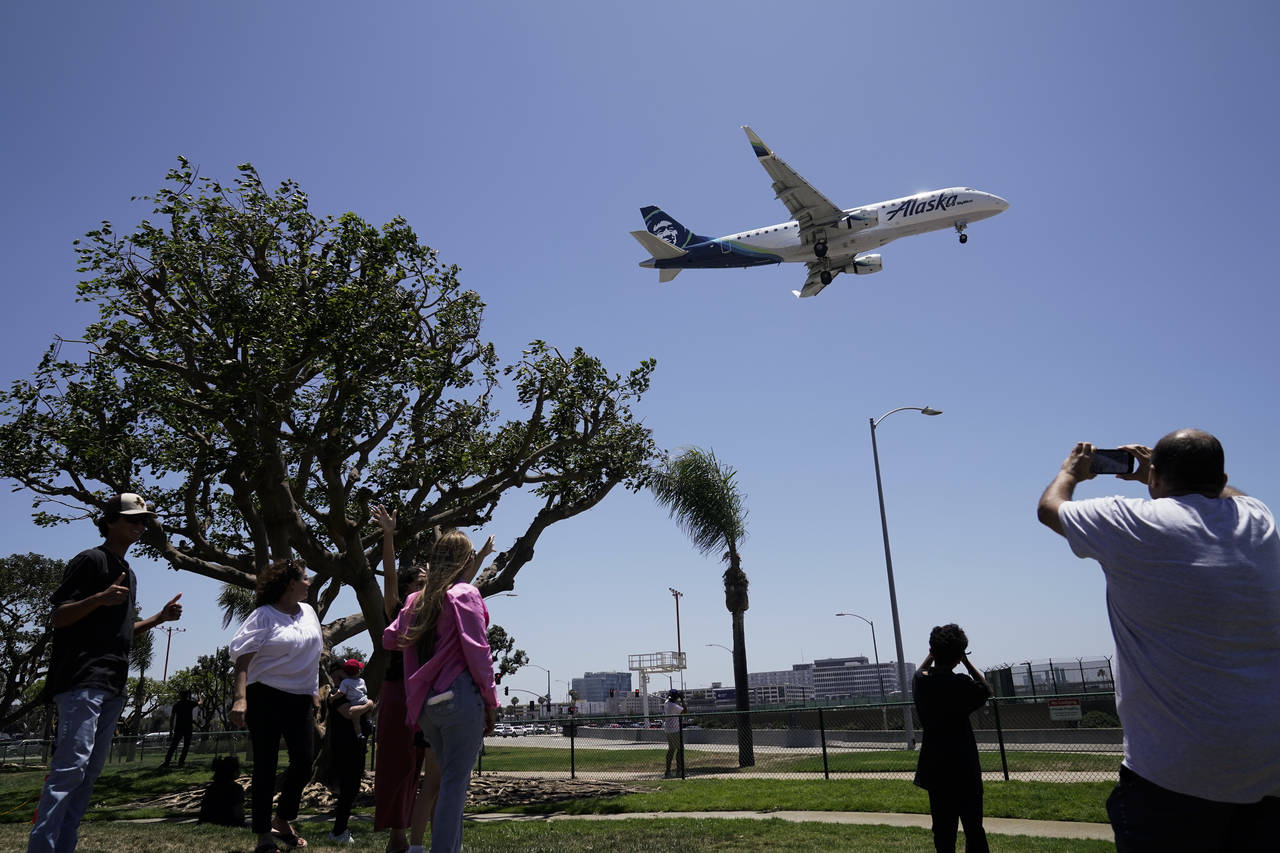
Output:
[818, 708, 829, 780]
[991, 695, 1009, 781]
[569, 720, 576, 780]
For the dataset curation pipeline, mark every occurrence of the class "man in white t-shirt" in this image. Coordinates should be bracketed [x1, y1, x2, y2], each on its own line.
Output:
[1037, 429, 1280, 851]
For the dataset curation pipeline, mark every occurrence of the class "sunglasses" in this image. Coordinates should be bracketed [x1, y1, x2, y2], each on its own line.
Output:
[121, 517, 149, 526]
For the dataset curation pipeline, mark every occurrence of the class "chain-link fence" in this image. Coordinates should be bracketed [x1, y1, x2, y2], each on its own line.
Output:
[2, 692, 1122, 786]
[475, 692, 1122, 784]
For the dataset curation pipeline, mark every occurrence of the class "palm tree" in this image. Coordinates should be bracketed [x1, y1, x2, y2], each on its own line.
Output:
[650, 447, 754, 767]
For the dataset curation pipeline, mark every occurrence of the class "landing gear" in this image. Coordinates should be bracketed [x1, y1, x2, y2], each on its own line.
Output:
[814, 239, 828, 258]
[820, 270, 833, 285]
[954, 222, 968, 244]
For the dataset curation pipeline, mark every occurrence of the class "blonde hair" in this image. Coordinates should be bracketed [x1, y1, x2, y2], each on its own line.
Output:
[400, 529, 474, 654]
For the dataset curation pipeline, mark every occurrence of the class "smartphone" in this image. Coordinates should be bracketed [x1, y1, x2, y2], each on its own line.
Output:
[1090, 449, 1135, 475]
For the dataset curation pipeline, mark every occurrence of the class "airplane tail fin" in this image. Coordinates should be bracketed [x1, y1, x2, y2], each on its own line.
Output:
[639, 206, 710, 248]
[659, 268, 681, 283]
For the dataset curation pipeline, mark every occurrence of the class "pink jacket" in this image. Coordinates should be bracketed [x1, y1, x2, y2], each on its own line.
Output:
[382, 583, 498, 728]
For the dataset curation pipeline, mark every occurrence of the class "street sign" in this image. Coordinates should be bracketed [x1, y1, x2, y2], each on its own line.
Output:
[1047, 698, 1082, 721]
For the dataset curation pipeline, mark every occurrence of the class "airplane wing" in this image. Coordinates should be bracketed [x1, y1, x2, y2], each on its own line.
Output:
[743, 126, 845, 241]
[794, 262, 833, 299]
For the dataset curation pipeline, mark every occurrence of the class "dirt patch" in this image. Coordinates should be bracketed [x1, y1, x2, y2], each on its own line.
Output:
[119, 773, 651, 814]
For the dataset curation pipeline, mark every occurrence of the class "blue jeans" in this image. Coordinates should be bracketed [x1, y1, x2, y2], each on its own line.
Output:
[28, 688, 126, 853]
[1108, 765, 1280, 852]
[417, 671, 486, 853]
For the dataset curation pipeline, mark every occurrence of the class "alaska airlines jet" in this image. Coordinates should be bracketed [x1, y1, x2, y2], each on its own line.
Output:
[631, 127, 1009, 298]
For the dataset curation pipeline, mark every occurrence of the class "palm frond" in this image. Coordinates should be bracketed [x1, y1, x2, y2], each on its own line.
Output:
[650, 447, 747, 557]
[218, 584, 256, 630]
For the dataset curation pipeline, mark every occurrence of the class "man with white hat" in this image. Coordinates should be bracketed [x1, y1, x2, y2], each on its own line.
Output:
[28, 493, 184, 853]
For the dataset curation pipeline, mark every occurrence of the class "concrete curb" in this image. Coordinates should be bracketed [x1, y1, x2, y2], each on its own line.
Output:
[469, 810, 1115, 841]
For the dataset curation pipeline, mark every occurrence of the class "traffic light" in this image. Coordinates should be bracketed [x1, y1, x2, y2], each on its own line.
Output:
[504, 686, 509, 696]
[634, 689, 640, 697]
[609, 688, 614, 697]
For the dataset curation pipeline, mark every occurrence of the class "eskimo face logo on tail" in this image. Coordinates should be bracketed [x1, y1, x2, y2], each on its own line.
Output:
[885, 193, 971, 221]
[650, 220, 680, 245]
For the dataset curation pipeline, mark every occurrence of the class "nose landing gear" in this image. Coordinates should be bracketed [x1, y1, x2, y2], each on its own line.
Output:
[954, 222, 968, 244]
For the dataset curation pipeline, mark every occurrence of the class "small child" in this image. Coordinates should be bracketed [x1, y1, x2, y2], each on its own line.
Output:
[197, 755, 245, 826]
[337, 659, 374, 738]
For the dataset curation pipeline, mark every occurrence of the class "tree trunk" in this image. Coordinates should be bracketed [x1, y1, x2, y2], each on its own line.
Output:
[730, 608, 754, 767]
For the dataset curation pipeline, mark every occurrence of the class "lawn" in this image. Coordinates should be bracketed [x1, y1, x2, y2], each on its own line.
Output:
[0, 752, 1116, 850]
[0, 817, 1118, 852]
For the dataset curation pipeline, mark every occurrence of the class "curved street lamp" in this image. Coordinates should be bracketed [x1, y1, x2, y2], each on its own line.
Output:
[870, 405, 942, 749]
[836, 611, 889, 731]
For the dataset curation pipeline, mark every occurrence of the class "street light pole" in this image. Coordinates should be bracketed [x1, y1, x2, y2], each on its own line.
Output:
[870, 405, 942, 750]
[527, 663, 551, 712]
[669, 587, 685, 691]
[835, 612, 889, 732]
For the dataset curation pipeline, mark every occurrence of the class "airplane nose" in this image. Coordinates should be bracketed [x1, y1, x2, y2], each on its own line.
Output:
[991, 194, 1010, 210]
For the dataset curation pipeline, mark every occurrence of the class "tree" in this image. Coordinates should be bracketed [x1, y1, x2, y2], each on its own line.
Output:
[487, 624, 528, 685]
[0, 553, 65, 731]
[123, 607, 157, 736]
[650, 447, 754, 767]
[0, 159, 657, 677]
[164, 647, 234, 730]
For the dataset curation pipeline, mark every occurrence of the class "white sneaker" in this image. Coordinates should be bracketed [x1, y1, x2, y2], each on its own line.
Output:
[328, 829, 355, 843]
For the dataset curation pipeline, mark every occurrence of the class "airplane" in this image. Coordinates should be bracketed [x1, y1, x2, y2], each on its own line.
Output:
[631, 126, 1009, 298]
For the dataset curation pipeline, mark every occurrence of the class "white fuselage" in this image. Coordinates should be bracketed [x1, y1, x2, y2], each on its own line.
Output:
[722, 187, 1008, 262]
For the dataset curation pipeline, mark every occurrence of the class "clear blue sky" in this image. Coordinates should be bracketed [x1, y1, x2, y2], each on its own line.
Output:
[3, 2, 1277, 701]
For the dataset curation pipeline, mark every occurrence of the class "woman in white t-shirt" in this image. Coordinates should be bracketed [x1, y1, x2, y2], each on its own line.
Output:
[230, 559, 322, 853]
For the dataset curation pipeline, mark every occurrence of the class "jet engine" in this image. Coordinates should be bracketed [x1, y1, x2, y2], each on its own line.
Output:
[848, 254, 882, 275]
[841, 208, 878, 232]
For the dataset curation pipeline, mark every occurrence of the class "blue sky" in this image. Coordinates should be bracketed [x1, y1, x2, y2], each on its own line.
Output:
[3, 2, 1278, 702]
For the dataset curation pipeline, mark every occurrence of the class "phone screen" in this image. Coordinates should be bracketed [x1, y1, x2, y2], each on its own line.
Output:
[1090, 449, 1134, 475]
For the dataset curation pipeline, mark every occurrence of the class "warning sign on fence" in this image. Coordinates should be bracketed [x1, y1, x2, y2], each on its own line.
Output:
[1047, 698, 1083, 721]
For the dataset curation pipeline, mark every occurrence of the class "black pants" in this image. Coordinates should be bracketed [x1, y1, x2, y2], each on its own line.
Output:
[163, 728, 192, 766]
[245, 683, 314, 835]
[329, 723, 367, 835]
[927, 786, 989, 853]
[1108, 765, 1280, 853]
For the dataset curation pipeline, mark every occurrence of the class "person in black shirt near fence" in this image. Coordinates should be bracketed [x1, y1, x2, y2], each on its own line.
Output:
[912, 623, 993, 853]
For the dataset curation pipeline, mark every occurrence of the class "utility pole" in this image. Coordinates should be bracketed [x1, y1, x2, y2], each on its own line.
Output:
[161, 626, 187, 681]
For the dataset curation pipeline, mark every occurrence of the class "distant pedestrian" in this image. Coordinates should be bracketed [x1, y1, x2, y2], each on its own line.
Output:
[662, 689, 687, 778]
[28, 492, 184, 853]
[912, 623, 992, 853]
[161, 689, 199, 768]
[229, 558, 322, 853]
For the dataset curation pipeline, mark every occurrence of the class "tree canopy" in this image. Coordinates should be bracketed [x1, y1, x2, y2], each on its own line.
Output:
[0, 553, 64, 730]
[0, 159, 657, 656]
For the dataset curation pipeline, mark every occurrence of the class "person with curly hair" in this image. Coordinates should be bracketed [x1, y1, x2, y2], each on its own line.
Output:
[230, 559, 322, 852]
[383, 529, 497, 853]
[912, 623, 992, 853]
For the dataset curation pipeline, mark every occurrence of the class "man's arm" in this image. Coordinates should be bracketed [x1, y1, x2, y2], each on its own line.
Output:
[1037, 442, 1097, 537]
[134, 593, 183, 634]
[51, 571, 131, 629]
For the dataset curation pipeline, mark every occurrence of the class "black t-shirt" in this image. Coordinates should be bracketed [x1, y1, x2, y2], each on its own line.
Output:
[171, 697, 198, 733]
[912, 668, 991, 793]
[46, 546, 136, 698]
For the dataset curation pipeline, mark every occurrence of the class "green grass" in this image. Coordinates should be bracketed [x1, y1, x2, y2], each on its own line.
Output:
[485, 777, 1111, 824]
[0, 756, 1111, 826]
[476, 744, 1118, 775]
[0, 817, 1117, 852]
